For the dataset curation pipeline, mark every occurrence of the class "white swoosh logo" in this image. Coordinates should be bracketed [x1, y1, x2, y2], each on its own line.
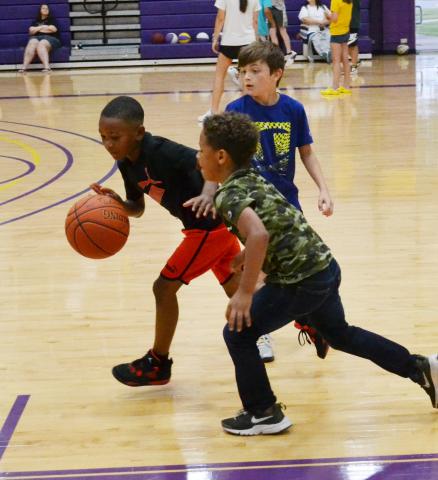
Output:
[251, 415, 272, 424]
[423, 373, 431, 389]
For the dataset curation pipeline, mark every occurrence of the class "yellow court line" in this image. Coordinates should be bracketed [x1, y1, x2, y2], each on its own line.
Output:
[0, 135, 41, 192]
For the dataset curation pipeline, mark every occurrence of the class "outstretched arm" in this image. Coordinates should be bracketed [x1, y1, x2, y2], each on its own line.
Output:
[298, 144, 333, 216]
[183, 180, 218, 218]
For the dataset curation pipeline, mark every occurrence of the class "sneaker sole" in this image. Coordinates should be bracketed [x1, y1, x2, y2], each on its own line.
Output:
[425, 354, 438, 408]
[222, 417, 292, 436]
[261, 355, 275, 363]
[112, 368, 170, 387]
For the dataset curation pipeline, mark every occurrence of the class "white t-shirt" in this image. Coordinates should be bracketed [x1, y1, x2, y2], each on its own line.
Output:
[298, 4, 329, 34]
[215, 0, 260, 46]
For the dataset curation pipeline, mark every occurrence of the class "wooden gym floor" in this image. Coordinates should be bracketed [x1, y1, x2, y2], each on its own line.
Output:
[0, 54, 437, 479]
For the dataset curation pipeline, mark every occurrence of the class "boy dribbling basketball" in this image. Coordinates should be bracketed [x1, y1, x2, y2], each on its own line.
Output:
[198, 111, 438, 435]
[91, 95, 241, 386]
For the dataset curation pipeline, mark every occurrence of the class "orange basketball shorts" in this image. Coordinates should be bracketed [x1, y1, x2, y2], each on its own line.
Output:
[160, 224, 240, 285]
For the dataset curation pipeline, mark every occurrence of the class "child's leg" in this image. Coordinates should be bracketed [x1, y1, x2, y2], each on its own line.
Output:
[152, 276, 183, 355]
[223, 282, 298, 413]
[331, 43, 342, 89]
[269, 26, 279, 46]
[307, 260, 422, 380]
[341, 43, 351, 89]
[210, 53, 232, 114]
[278, 27, 292, 54]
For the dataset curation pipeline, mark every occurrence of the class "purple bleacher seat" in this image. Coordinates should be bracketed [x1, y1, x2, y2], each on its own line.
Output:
[142, 29, 214, 44]
[141, 43, 216, 60]
[141, 14, 215, 30]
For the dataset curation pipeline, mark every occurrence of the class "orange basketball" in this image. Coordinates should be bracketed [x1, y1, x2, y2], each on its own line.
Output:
[65, 195, 130, 259]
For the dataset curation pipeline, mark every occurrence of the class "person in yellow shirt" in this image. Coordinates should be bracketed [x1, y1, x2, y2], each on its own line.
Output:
[320, 0, 353, 96]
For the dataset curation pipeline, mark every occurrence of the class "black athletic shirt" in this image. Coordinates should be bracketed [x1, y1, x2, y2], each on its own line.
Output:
[117, 132, 222, 230]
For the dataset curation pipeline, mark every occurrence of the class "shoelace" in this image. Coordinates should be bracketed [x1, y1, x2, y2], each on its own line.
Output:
[298, 329, 312, 347]
[257, 335, 272, 347]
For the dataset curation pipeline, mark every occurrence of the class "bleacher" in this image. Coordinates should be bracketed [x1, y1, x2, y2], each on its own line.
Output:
[0, 0, 371, 68]
[139, 0, 372, 61]
[0, 0, 71, 66]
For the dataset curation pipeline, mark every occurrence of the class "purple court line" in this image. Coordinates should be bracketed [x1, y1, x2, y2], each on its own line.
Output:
[0, 156, 35, 184]
[2, 453, 438, 478]
[0, 83, 417, 102]
[0, 121, 117, 226]
[0, 395, 30, 462]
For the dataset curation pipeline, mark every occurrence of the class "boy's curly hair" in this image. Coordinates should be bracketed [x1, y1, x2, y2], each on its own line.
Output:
[203, 112, 259, 169]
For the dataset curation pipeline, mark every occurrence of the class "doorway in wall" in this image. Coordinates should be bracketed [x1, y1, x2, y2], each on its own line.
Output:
[416, 0, 438, 51]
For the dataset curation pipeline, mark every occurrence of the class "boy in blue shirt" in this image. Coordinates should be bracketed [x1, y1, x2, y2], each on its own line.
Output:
[226, 41, 333, 360]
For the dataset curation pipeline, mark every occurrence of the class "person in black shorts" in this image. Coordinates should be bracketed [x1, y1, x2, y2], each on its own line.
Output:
[20, 4, 62, 73]
[197, 0, 260, 122]
[348, 0, 361, 73]
[91, 96, 242, 386]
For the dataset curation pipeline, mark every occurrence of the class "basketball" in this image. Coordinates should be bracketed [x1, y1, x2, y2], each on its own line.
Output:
[65, 195, 130, 259]
[196, 32, 209, 42]
[151, 32, 165, 44]
[396, 44, 409, 55]
[178, 32, 191, 44]
[165, 32, 178, 44]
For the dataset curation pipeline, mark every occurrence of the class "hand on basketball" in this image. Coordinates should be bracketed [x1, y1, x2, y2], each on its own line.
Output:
[90, 183, 124, 204]
[183, 194, 217, 218]
[226, 291, 253, 332]
[318, 190, 334, 217]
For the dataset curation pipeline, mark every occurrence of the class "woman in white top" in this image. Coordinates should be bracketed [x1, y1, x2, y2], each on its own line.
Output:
[298, 0, 330, 59]
[198, 0, 259, 122]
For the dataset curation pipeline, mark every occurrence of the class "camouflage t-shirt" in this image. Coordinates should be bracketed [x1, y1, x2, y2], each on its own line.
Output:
[215, 169, 333, 285]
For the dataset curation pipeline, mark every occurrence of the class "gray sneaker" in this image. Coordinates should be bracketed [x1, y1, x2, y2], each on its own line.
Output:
[257, 334, 274, 362]
[413, 354, 438, 408]
[227, 66, 241, 88]
[221, 403, 292, 436]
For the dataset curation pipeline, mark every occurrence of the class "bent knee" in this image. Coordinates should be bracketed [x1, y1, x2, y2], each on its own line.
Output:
[152, 276, 182, 300]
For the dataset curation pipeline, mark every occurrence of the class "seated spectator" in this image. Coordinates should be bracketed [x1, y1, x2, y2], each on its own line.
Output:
[298, 0, 330, 60]
[19, 4, 61, 73]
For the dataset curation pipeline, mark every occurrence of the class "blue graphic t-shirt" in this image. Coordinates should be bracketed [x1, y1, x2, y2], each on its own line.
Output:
[226, 94, 313, 210]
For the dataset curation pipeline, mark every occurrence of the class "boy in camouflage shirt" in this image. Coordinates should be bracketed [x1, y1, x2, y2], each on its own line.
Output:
[197, 111, 438, 435]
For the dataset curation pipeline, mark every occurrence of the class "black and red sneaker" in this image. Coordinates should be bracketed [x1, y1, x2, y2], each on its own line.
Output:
[294, 322, 329, 359]
[112, 349, 173, 386]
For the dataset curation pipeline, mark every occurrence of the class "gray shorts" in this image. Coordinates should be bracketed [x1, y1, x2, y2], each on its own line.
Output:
[34, 35, 61, 50]
[269, 6, 287, 28]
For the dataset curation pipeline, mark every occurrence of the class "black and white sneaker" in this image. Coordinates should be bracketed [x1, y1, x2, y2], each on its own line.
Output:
[413, 354, 438, 408]
[221, 403, 292, 435]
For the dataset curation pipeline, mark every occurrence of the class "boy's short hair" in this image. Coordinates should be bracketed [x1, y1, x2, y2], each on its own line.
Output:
[101, 96, 144, 124]
[238, 41, 285, 74]
[203, 112, 259, 169]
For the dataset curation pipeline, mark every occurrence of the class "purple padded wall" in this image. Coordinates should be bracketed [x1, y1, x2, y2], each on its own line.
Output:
[370, 0, 415, 53]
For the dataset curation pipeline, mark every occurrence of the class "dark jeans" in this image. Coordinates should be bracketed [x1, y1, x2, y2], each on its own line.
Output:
[223, 259, 417, 413]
